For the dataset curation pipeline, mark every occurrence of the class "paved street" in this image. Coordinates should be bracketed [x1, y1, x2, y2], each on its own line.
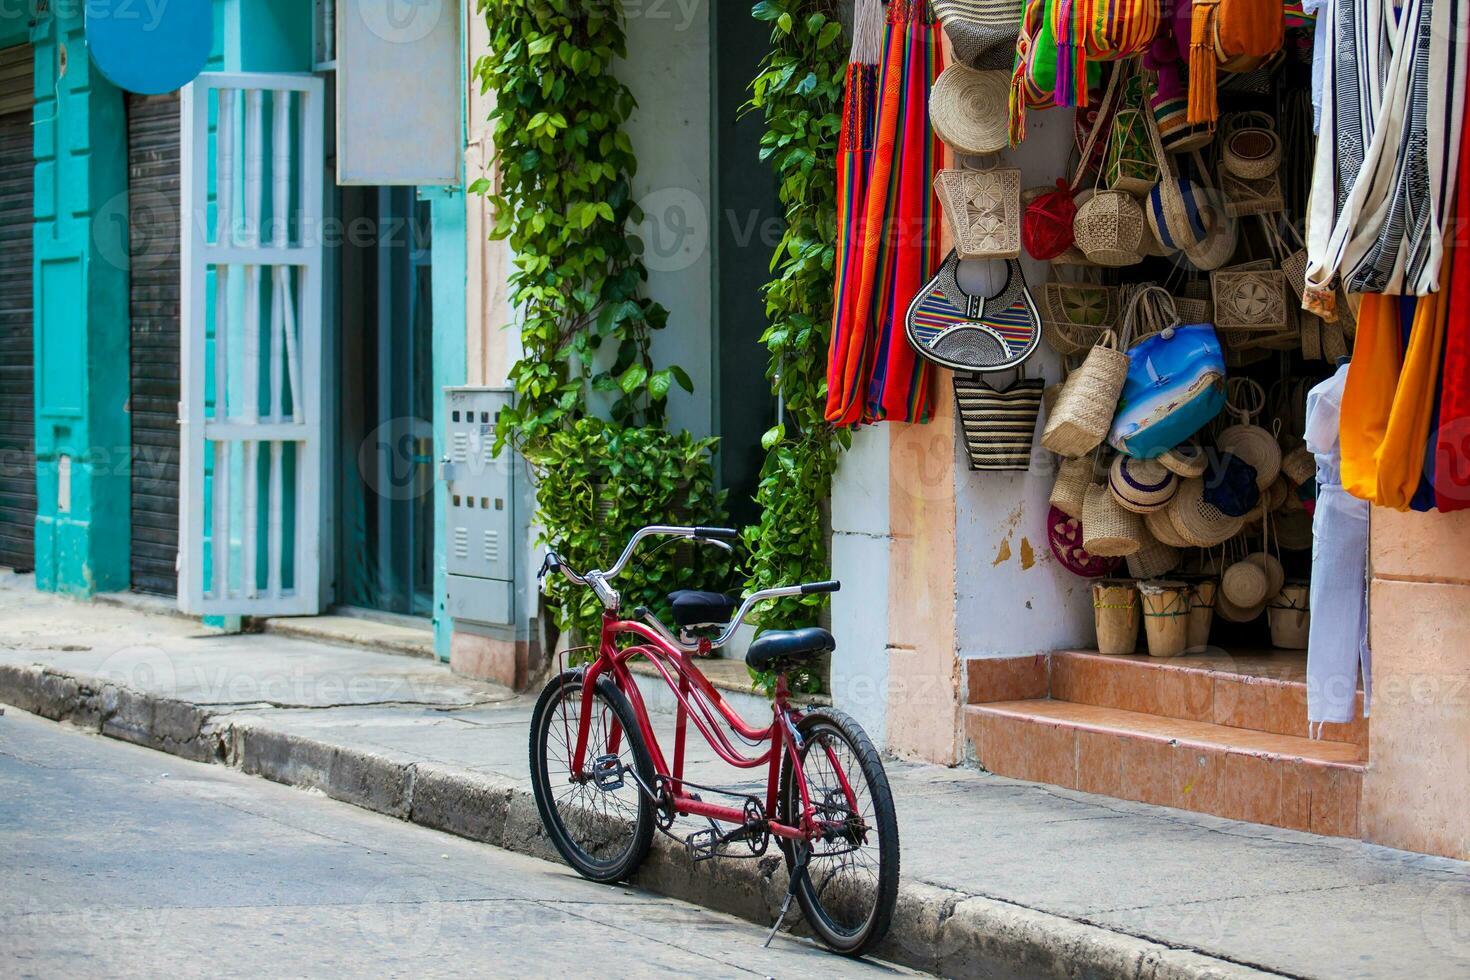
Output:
[0, 710, 916, 979]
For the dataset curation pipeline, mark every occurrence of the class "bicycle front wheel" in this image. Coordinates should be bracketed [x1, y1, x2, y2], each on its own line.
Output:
[529, 670, 656, 884]
[778, 707, 900, 957]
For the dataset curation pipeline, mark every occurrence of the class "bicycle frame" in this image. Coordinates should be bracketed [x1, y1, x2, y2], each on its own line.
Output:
[570, 613, 855, 844]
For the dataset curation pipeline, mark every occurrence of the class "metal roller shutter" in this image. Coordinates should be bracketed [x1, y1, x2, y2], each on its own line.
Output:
[127, 92, 182, 595]
[0, 44, 34, 572]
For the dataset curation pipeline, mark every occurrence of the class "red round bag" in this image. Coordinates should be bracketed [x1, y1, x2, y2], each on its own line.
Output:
[1048, 506, 1122, 578]
[1023, 180, 1078, 260]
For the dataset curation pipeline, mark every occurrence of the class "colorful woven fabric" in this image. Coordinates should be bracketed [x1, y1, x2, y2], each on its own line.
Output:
[1437, 64, 1470, 511]
[825, 0, 941, 427]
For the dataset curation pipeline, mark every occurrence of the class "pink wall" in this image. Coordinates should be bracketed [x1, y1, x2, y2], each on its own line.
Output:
[1360, 507, 1470, 859]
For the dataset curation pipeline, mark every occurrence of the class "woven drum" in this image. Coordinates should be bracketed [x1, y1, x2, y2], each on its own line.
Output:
[1092, 580, 1141, 655]
[1186, 579, 1218, 651]
[930, 65, 1011, 156]
[1041, 331, 1129, 457]
[953, 372, 1044, 471]
[1167, 477, 1246, 547]
[1268, 583, 1311, 649]
[1138, 580, 1191, 658]
[1109, 456, 1179, 513]
[1050, 457, 1095, 518]
[1074, 190, 1147, 267]
[936, 167, 1023, 259]
[1127, 529, 1181, 579]
[1082, 484, 1144, 557]
[1041, 281, 1117, 357]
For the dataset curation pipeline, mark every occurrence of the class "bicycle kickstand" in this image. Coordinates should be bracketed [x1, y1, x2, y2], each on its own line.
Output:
[763, 847, 810, 949]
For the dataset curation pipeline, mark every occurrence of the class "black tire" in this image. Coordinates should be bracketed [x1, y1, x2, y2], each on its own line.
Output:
[777, 707, 900, 957]
[529, 670, 656, 884]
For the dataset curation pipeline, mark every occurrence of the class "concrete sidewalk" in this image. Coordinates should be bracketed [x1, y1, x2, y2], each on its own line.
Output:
[2, 577, 1467, 980]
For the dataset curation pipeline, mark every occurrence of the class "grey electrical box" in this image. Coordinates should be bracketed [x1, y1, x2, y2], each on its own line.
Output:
[443, 388, 517, 626]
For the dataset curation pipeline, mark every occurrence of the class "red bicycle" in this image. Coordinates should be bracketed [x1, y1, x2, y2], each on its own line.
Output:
[529, 525, 899, 956]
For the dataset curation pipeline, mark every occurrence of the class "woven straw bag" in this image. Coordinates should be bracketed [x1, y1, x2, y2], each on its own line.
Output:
[1216, 378, 1281, 490]
[1212, 264, 1288, 333]
[1041, 280, 1117, 356]
[953, 369, 1045, 471]
[1220, 167, 1285, 218]
[1127, 527, 1182, 579]
[1074, 190, 1147, 267]
[1221, 558, 1268, 607]
[931, 65, 1011, 156]
[1050, 457, 1096, 518]
[1105, 76, 1159, 195]
[1281, 445, 1315, 485]
[933, 0, 1025, 70]
[1041, 329, 1130, 457]
[936, 167, 1023, 259]
[1082, 483, 1144, 557]
[1221, 112, 1281, 180]
[1142, 101, 1208, 252]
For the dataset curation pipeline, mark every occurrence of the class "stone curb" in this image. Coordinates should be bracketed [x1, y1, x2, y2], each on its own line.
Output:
[0, 662, 1280, 980]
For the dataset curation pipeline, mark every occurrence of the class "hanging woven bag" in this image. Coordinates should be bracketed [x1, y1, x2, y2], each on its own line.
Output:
[1082, 482, 1144, 557]
[1041, 327, 1131, 457]
[1187, 0, 1284, 124]
[1082, 0, 1161, 62]
[953, 367, 1046, 472]
[1050, 456, 1097, 517]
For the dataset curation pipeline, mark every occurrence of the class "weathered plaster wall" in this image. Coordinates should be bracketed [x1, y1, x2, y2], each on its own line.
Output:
[953, 108, 1095, 663]
[830, 426, 892, 747]
[1360, 506, 1470, 860]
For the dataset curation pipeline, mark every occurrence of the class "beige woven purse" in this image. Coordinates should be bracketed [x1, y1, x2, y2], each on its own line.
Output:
[936, 165, 1023, 260]
[1040, 326, 1131, 458]
[1041, 278, 1118, 357]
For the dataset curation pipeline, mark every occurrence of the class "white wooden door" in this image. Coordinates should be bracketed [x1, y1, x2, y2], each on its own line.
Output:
[178, 73, 325, 616]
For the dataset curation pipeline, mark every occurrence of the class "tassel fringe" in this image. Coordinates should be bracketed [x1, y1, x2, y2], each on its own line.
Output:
[1187, 4, 1219, 124]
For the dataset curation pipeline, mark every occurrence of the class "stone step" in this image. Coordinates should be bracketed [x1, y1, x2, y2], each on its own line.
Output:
[1049, 650, 1368, 749]
[964, 699, 1365, 838]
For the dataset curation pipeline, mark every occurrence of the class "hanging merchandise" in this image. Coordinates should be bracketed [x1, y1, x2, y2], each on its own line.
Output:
[953, 368, 1046, 471]
[1050, 456, 1097, 517]
[1074, 189, 1149, 266]
[1143, 11, 1214, 154]
[931, 64, 1013, 156]
[1082, 483, 1145, 557]
[1040, 279, 1118, 356]
[1011, 0, 1101, 142]
[1216, 378, 1283, 491]
[1304, 0, 1468, 302]
[1220, 112, 1282, 180]
[906, 252, 1043, 372]
[1166, 475, 1246, 547]
[1202, 453, 1261, 516]
[1051, 0, 1158, 107]
[1109, 455, 1180, 513]
[1048, 506, 1124, 576]
[1107, 289, 1227, 459]
[1186, 0, 1284, 124]
[934, 0, 1025, 71]
[1127, 527, 1183, 578]
[935, 166, 1023, 259]
[825, 0, 943, 427]
[1041, 328, 1130, 457]
[1158, 439, 1208, 477]
[1103, 73, 1160, 194]
[1304, 363, 1371, 726]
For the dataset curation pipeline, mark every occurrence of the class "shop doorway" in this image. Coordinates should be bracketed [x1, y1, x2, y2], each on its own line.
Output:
[126, 91, 182, 596]
[0, 43, 34, 573]
[335, 187, 435, 617]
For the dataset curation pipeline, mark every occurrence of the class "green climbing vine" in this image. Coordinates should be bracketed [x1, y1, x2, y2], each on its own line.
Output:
[473, 0, 726, 644]
[744, 0, 850, 692]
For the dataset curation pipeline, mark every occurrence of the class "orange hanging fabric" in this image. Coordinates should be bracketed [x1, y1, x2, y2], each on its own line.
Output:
[1338, 294, 1400, 503]
[1374, 273, 1449, 508]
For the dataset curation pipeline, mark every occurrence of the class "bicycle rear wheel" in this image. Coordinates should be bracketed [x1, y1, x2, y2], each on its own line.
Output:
[529, 670, 656, 884]
[777, 707, 900, 957]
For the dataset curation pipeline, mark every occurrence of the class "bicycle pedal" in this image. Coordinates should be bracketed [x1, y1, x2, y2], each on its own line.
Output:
[685, 829, 720, 862]
[591, 754, 625, 792]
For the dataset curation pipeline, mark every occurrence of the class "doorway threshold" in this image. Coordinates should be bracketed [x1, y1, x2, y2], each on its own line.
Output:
[258, 609, 435, 661]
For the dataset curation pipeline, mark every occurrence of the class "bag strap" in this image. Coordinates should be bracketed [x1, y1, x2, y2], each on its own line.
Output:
[1142, 98, 1206, 249]
[1069, 62, 1126, 193]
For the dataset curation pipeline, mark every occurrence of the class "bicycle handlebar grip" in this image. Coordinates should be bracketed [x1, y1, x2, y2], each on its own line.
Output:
[800, 580, 841, 595]
[693, 526, 740, 540]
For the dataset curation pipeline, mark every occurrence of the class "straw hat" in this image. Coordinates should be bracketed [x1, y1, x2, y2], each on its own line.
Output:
[930, 65, 1010, 156]
[1218, 424, 1282, 490]
[1145, 507, 1193, 548]
[1167, 476, 1246, 547]
[1221, 560, 1269, 608]
[1109, 456, 1180, 513]
[1159, 441, 1208, 478]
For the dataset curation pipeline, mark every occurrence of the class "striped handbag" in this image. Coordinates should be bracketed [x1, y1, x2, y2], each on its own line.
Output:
[954, 368, 1046, 472]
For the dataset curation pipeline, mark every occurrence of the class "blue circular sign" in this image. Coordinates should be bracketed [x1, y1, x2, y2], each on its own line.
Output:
[86, 0, 213, 96]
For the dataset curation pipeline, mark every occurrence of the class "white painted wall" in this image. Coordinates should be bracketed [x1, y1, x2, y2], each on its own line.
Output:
[619, 2, 714, 440]
[953, 109, 1095, 661]
[829, 426, 891, 746]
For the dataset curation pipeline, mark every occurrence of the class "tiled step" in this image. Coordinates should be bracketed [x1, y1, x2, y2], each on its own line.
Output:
[1048, 650, 1368, 749]
[964, 699, 1365, 838]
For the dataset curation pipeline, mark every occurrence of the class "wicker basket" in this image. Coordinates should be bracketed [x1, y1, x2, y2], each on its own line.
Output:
[1282, 247, 1308, 302]
[1050, 457, 1095, 519]
[1220, 168, 1285, 218]
[1041, 281, 1117, 357]
[935, 167, 1023, 260]
[1222, 114, 1282, 180]
[1245, 550, 1286, 599]
[1074, 190, 1147, 267]
[1041, 331, 1129, 457]
[1082, 483, 1144, 558]
[1127, 528, 1182, 579]
[1092, 580, 1141, 655]
[1217, 378, 1282, 490]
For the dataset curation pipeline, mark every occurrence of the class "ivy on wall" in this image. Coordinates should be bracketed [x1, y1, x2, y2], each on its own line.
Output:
[744, 0, 849, 692]
[473, 0, 726, 643]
